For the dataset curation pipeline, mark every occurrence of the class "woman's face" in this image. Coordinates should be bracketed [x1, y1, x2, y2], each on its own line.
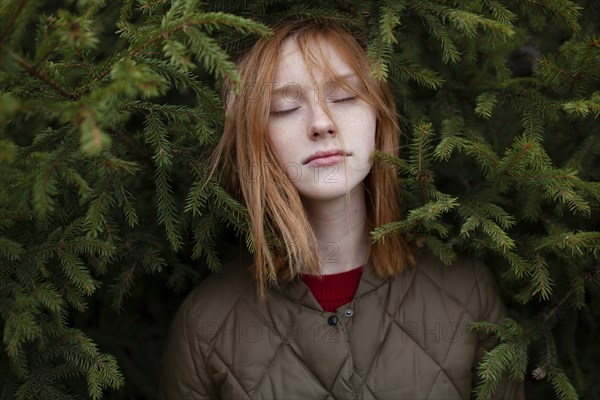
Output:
[267, 37, 377, 202]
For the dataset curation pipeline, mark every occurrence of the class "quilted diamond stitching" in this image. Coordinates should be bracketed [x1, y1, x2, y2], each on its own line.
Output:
[387, 314, 463, 398]
[387, 267, 479, 398]
[363, 380, 377, 399]
[205, 283, 255, 349]
[355, 319, 393, 393]
[209, 346, 253, 399]
[252, 321, 333, 396]
[424, 302, 472, 399]
[415, 263, 479, 321]
[252, 341, 286, 395]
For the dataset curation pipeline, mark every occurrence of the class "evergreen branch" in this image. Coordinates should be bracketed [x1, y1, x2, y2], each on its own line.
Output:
[62, 284, 87, 312]
[283, 4, 358, 27]
[458, 203, 516, 251]
[411, 122, 435, 181]
[473, 342, 517, 400]
[87, 354, 124, 400]
[154, 167, 182, 251]
[528, 0, 582, 33]
[367, 17, 393, 81]
[32, 41, 61, 71]
[533, 231, 600, 257]
[0, 1, 597, 398]
[432, 114, 466, 162]
[499, 140, 533, 175]
[206, 181, 251, 237]
[0, 237, 23, 260]
[117, 186, 139, 228]
[191, 213, 222, 271]
[3, 305, 43, 358]
[389, 54, 445, 89]
[470, 318, 525, 345]
[530, 254, 553, 300]
[562, 91, 600, 118]
[521, 109, 545, 141]
[187, 161, 250, 236]
[58, 253, 99, 296]
[84, 191, 115, 239]
[568, 38, 599, 95]
[537, 55, 570, 85]
[565, 131, 600, 170]
[32, 282, 64, 314]
[106, 126, 152, 167]
[185, 28, 239, 82]
[463, 140, 500, 176]
[482, 0, 517, 25]
[144, 112, 172, 168]
[32, 158, 59, 220]
[541, 286, 575, 327]
[469, 318, 532, 384]
[11, 53, 77, 100]
[138, 57, 224, 115]
[551, 187, 592, 216]
[418, 234, 457, 264]
[501, 250, 532, 279]
[475, 92, 498, 119]
[372, 149, 410, 172]
[446, 9, 514, 38]
[422, 14, 461, 63]
[371, 196, 459, 242]
[548, 368, 579, 400]
[0, 0, 27, 50]
[96, 12, 270, 83]
[185, 177, 210, 217]
[380, 3, 402, 45]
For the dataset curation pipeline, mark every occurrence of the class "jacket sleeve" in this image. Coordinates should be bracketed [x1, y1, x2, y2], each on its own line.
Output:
[472, 262, 525, 400]
[159, 289, 216, 400]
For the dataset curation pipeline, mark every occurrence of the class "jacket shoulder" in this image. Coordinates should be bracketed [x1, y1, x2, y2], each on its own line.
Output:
[411, 249, 502, 320]
[177, 253, 256, 334]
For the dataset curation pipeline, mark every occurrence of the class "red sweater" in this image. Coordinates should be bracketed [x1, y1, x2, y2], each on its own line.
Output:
[301, 266, 364, 312]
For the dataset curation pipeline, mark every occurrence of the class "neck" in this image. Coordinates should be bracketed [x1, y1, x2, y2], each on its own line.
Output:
[302, 184, 370, 275]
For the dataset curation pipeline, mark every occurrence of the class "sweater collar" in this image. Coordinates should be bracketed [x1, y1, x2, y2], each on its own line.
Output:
[278, 261, 417, 312]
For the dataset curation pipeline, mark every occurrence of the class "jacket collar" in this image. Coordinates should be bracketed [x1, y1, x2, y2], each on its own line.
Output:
[277, 261, 417, 312]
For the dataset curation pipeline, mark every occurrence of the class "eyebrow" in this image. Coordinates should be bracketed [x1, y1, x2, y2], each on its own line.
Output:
[271, 73, 360, 96]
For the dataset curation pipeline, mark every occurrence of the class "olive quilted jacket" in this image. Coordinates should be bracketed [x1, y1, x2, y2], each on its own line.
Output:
[160, 251, 525, 399]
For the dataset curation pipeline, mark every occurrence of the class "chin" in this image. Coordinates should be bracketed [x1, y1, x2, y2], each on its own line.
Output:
[297, 183, 363, 202]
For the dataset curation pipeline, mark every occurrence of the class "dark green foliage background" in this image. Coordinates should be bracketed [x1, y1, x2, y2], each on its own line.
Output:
[1, 0, 599, 399]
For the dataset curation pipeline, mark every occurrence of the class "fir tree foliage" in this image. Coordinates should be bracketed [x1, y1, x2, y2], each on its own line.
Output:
[1, 0, 599, 399]
[1, 0, 268, 398]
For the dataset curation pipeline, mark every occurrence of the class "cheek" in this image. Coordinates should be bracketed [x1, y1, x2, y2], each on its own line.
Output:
[267, 124, 291, 166]
[354, 108, 377, 149]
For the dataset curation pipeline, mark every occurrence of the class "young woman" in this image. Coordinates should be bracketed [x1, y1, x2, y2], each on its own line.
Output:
[160, 21, 524, 399]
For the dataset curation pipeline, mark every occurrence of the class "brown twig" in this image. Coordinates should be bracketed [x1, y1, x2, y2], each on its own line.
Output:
[541, 287, 575, 325]
[502, 141, 532, 175]
[32, 42, 61, 70]
[106, 126, 153, 168]
[14, 54, 77, 100]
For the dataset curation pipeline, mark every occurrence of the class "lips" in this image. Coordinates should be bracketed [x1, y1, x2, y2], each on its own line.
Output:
[303, 149, 348, 167]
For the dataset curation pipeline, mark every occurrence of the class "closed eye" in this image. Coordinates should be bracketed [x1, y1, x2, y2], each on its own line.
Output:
[270, 107, 300, 116]
[332, 96, 357, 103]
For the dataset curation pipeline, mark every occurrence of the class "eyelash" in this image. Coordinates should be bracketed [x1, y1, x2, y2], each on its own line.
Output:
[270, 107, 300, 116]
[332, 96, 357, 103]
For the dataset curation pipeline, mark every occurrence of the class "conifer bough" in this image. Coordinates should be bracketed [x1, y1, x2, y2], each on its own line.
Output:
[1, 0, 598, 399]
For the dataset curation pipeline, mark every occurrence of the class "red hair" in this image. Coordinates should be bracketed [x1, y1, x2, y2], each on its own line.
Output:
[212, 21, 414, 298]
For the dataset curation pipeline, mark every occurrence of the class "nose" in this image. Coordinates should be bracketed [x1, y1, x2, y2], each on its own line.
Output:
[308, 102, 336, 139]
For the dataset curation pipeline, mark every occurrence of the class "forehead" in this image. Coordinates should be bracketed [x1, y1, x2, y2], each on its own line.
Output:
[273, 36, 357, 84]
